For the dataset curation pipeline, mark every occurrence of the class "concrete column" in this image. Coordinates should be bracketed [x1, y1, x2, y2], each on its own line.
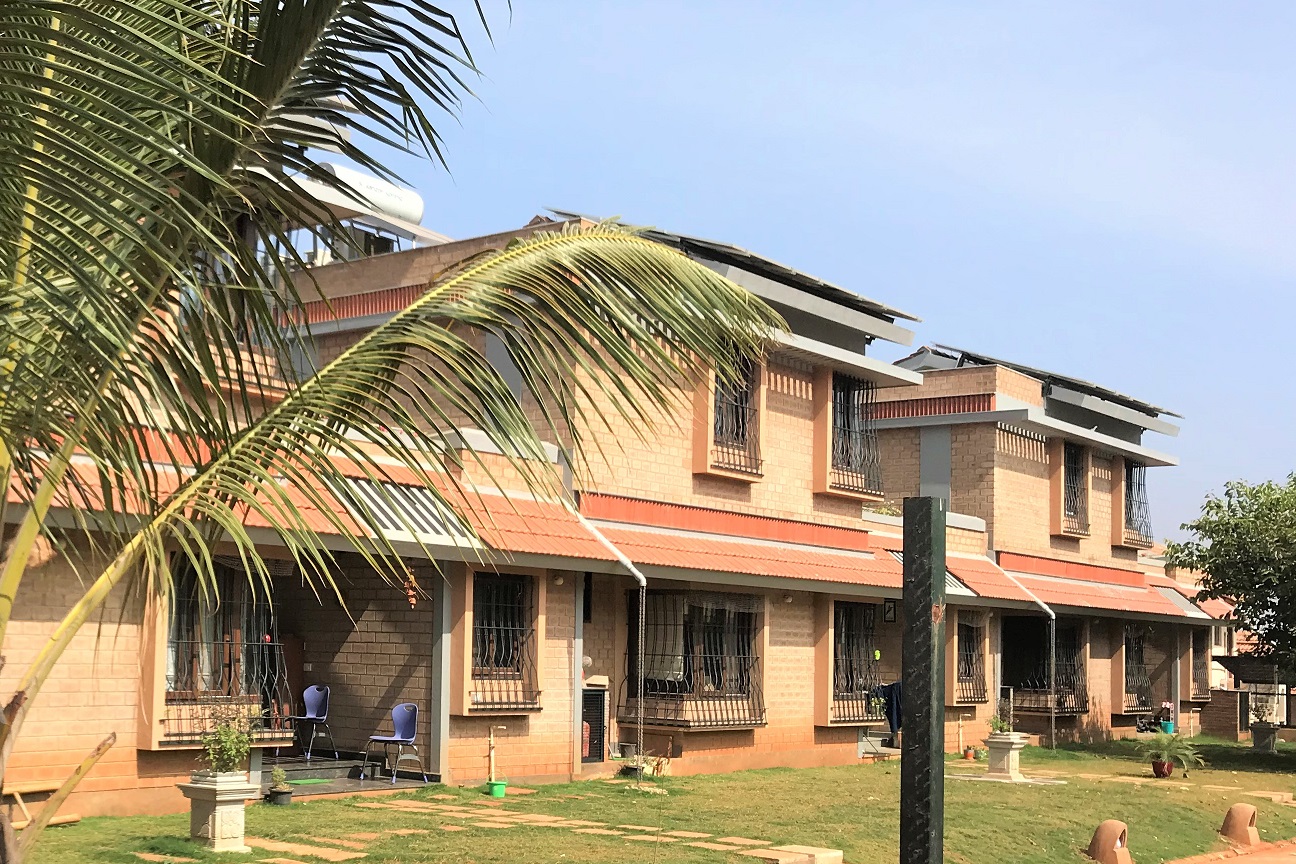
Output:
[900, 497, 947, 864]
[430, 573, 452, 782]
[572, 572, 585, 778]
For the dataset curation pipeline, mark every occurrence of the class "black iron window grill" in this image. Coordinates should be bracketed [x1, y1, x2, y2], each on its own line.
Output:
[471, 573, 540, 709]
[712, 360, 762, 475]
[957, 613, 989, 704]
[1063, 442, 1089, 534]
[830, 373, 884, 496]
[622, 591, 766, 729]
[1123, 624, 1153, 713]
[164, 559, 293, 745]
[1004, 618, 1089, 715]
[1191, 629, 1211, 698]
[831, 602, 886, 722]
[1123, 460, 1154, 547]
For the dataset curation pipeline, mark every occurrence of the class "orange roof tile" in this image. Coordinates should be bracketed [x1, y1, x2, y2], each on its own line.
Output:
[595, 524, 903, 589]
[1009, 572, 1196, 618]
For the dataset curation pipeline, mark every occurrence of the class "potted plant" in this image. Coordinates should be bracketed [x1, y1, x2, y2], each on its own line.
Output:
[177, 717, 261, 852]
[1250, 699, 1279, 753]
[267, 766, 293, 806]
[1139, 732, 1204, 778]
[984, 713, 1029, 781]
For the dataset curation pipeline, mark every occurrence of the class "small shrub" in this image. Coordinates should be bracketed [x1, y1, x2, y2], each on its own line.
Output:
[269, 766, 290, 791]
[199, 721, 251, 773]
[988, 714, 1012, 734]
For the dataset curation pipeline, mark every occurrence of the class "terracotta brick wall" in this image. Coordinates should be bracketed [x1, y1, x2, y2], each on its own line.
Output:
[878, 428, 920, 506]
[1, 539, 195, 818]
[447, 576, 577, 783]
[950, 424, 997, 530]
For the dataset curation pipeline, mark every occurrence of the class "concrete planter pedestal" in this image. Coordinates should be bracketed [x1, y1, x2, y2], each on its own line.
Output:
[984, 732, 1029, 782]
[178, 771, 261, 852]
[1251, 723, 1279, 754]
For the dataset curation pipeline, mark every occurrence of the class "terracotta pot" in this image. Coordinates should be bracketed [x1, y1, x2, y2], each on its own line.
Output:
[1151, 760, 1174, 778]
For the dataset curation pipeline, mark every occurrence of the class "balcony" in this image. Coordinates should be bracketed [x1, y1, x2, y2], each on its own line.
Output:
[163, 639, 294, 746]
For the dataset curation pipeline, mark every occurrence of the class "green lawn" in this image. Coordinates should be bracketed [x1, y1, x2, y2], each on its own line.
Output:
[31, 740, 1296, 864]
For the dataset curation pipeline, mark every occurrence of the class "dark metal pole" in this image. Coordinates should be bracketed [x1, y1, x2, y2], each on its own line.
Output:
[1048, 617, 1056, 749]
[900, 497, 947, 864]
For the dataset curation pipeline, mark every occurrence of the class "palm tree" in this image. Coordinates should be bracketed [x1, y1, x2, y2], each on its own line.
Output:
[0, 3, 779, 860]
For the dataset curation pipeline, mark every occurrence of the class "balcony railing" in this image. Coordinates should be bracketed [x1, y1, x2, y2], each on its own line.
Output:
[1063, 442, 1089, 535]
[830, 373, 883, 496]
[712, 365, 761, 475]
[1191, 630, 1211, 699]
[164, 639, 294, 745]
[622, 592, 766, 729]
[1123, 460, 1154, 548]
[1123, 625, 1153, 713]
[832, 602, 886, 722]
[1005, 620, 1088, 715]
[956, 618, 989, 704]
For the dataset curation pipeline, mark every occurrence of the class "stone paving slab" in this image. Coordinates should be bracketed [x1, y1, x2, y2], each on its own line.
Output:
[505, 786, 538, 795]
[689, 842, 749, 852]
[388, 829, 429, 836]
[305, 838, 368, 851]
[718, 837, 774, 846]
[618, 824, 662, 831]
[624, 835, 679, 843]
[737, 850, 815, 863]
[772, 845, 844, 864]
[573, 828, 624, 836]
[665, 830, 714, 838]
[246, 838, 366, 862]
[346, 833, 381, 842]
[471, 821, 515, 828]
[133, 854, 196, 863]
[258, 859, 310, 864]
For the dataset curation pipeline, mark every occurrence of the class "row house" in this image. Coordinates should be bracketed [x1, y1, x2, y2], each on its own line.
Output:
[2, 212, 1227, 820]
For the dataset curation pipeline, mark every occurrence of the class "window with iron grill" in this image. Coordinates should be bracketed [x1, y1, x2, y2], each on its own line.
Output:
[1191, 629, 1211, 698]
[1123, 460, 1153, 547]
[1063, 442, 1089, 534]
[1123, 625, 1153, 713]
[956, 613, 989, 704]
[471, 573, 539, 708]
[1002, 616, 1089, 715]
[623, 591, 765, 729]
[712, 360, 762, 475]
[830, 373, 883, 496]
[832, 602, 885, 722]
[164, 558, 293, 745]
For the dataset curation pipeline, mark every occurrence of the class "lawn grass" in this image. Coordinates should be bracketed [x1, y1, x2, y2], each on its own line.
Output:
[30, 739, 1296, 864]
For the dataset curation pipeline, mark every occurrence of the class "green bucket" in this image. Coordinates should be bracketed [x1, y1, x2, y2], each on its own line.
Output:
[486, 780, 507, 798]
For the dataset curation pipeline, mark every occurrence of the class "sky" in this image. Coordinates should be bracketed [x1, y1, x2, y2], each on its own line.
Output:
[374, 1, 1296, 540]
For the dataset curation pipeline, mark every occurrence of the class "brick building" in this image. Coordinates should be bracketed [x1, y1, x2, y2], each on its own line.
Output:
[3, 215, 1228, 819]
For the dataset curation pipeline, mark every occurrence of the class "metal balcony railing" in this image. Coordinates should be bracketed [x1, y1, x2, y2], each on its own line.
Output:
[164, 639, 294, 745]
[471, 574, 540, 709]
[1006, 620, 1088, 715]
[1123, 460, 1154, 547]
[1123, 625, 1153, 713]
[830, 373, 883, 496]
[832, 602, 887, 722]
[712, 363, 762, 475]
[1063, 442, 1089, 534]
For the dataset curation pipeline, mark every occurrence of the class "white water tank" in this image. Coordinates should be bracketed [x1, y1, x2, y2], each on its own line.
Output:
[320, 162, 425, 224]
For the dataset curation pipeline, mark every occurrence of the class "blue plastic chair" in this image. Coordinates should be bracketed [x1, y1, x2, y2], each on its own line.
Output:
[286, 685, 338, 761]
[361, 703, 427, 784]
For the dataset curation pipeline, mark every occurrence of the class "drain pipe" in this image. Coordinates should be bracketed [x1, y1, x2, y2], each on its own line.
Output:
[1002, 569, 1058, 749]
[571, 507, 648, 783]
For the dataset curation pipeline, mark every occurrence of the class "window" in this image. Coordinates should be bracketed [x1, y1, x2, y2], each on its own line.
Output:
[832, 602, 884, 722]
[1001, 616, 1088, 715]
[1123, 625, 1153, 713]
[711, 360, 761, 475]
[829, 373, 883, 496]
[1191, 629, 1211, 699]
[1063, 442, 1089, 534]
[1123, 460, 1153, 547]
[956, 613, 988, 704]
[583, 574, 593, 624]
[623, 591, 765, 729]
[1213, 626, 1226, 650]
[163, 558, 291, 744]
[471, 573, 539, 708]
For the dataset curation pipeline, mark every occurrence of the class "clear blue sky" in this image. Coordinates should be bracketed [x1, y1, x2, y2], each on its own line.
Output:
[380, 2, 1296, 540]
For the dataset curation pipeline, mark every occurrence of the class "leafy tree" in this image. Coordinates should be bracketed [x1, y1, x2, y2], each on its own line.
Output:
[0, 3, 779, 860]
[1166, 475, 1296, 669]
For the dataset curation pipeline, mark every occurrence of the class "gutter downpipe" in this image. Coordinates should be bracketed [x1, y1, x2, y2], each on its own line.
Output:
[1002, 569, 1058, 749]
[572, 507, 648, 783]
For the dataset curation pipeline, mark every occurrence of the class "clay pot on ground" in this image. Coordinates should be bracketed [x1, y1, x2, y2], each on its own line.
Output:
[1150, 760, 1174, 779]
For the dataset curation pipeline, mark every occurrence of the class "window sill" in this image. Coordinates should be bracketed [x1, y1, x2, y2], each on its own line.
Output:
[1052, 527, 1091, 539]
[817, 484, 885, 503]
[696, 463, 763, 484]
[1115, 534, 1155, 551]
